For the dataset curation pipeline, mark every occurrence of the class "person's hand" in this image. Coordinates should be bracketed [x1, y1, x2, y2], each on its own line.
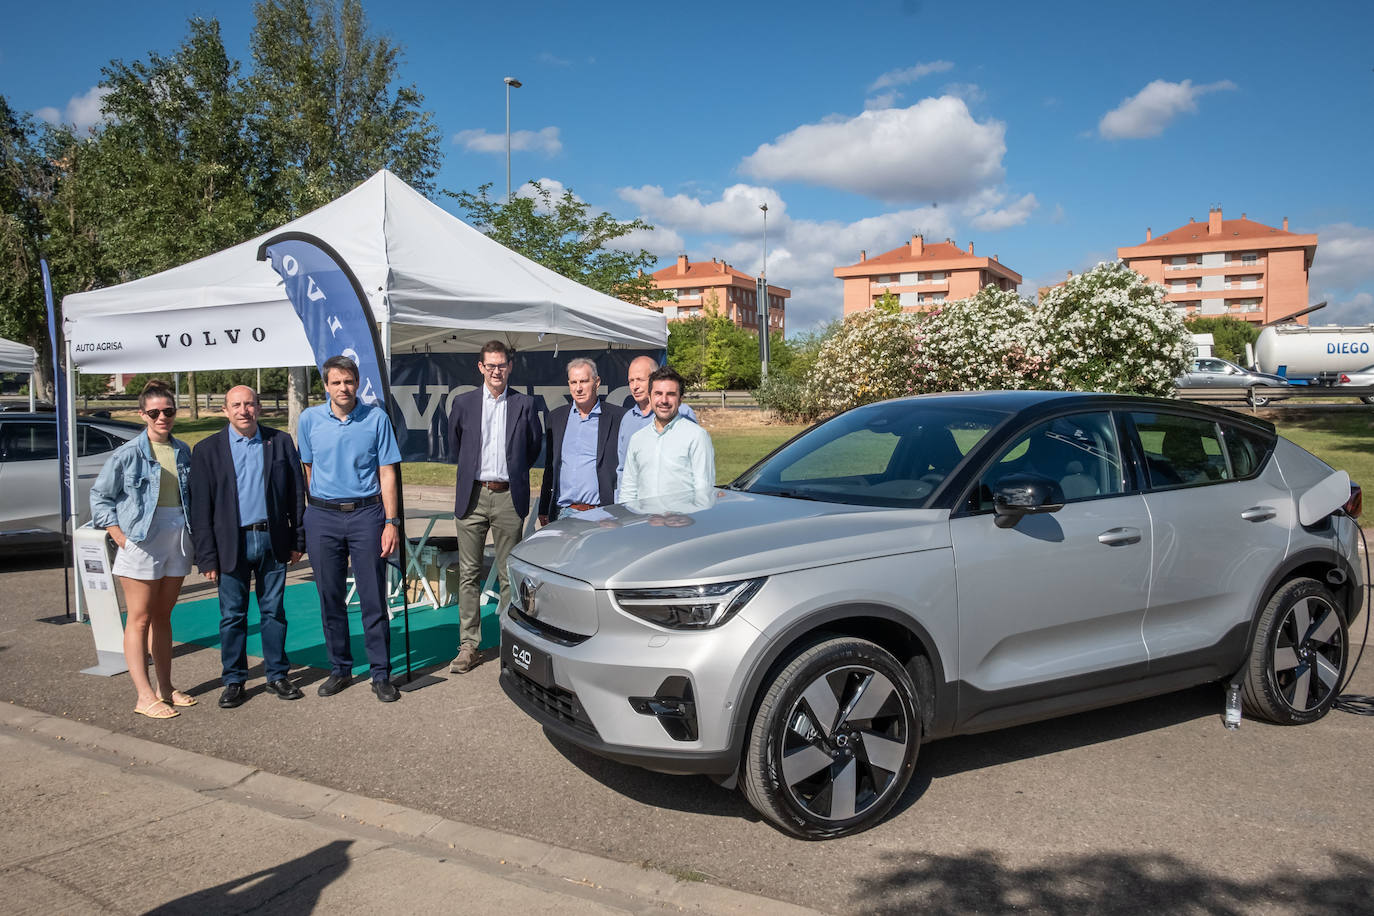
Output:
[380, 523, 398, 558]
[108, 527, 127, 549]
[289, 550, 303, 563]
[205, 569, 219, 583]
[538, 514, 549, 527]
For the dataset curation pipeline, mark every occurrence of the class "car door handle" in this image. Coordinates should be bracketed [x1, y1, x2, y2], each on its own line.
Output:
[1098, 527, 1142, 546]
[1241, 506, 1277, 522]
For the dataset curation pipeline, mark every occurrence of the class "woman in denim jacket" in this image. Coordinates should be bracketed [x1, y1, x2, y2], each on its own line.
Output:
[90, 379, 195, 719]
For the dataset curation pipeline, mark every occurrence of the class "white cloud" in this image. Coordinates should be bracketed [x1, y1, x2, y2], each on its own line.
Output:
[869, 60, 954, 91]
[619, 184, 959, 334]
[1098, 78, 1236, 139]
[968, 192, 1038, 231]
[617, 183, 785, 235]
[606, 224, 685, 259]
[740, 97, 1006, 203]
[864, 91, 900, 111]
[1310, 222, 1374, 324]
[453, 126, 562, 156]
[941, 82, 985, 105]
[35, 85, 112, 132]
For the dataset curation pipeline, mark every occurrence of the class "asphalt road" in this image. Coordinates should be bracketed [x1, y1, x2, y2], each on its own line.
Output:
[3, 548, 1374, 915]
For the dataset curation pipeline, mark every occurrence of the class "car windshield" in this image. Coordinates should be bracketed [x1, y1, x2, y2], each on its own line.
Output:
[733, 400, 1006, 508]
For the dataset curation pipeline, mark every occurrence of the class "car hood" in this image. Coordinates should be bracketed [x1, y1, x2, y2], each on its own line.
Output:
[511, 489, 951, 588]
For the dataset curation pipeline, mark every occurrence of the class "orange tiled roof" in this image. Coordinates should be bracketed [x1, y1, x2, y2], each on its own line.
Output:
[651, 261, 757, 284]
[859, 240, 973, 266]
[1144, 217, 1297, 246]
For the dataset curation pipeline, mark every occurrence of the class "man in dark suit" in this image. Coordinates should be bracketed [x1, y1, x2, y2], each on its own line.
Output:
[447, 340, 544, 673]
[538, 358, 625, 525]
[190, 385, 306, 708]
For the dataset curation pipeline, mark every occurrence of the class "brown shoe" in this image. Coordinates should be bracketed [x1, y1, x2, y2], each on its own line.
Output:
[450, 645, 480, 674]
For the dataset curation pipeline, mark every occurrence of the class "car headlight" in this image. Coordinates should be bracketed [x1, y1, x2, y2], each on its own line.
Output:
[611, 578, 766, 629]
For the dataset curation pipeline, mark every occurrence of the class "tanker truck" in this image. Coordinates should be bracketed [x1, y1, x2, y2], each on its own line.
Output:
[1251, 324, 1374, 387]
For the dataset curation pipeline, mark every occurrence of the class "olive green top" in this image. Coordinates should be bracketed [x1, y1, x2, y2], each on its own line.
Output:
[150, 439, 182, 507]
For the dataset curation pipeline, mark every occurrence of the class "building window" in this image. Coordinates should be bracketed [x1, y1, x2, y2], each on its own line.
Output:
[1241, 252, 1257, 265]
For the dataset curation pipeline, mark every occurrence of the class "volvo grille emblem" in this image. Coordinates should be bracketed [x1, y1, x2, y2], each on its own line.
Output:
[519, 577, 542, 616]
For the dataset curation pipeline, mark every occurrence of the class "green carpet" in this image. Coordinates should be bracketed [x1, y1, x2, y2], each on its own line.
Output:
[170, 582, 500, 677]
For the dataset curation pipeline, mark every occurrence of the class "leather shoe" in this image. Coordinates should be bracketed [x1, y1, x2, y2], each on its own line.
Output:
[218, 683, 245, 709]
[371, 678, 400, 703]
[317, 674, 351, 697]
[264, 678, 304, 701]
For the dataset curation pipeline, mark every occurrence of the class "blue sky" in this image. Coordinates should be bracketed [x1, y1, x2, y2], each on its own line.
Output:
[5, 0, 1373, 335]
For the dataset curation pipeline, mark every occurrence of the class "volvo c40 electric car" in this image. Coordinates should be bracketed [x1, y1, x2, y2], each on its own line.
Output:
[500, 391, 1363, 839]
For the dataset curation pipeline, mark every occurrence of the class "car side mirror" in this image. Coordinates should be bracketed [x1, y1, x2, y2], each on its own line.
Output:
[992, 473, 1065, 528]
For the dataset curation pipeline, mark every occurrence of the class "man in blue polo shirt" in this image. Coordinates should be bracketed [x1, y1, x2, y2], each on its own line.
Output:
[616, 355, 696, 499]
[298, 355, 404, 703]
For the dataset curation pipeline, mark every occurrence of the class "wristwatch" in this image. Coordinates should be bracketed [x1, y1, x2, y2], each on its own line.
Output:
[385, 517, 402, 526]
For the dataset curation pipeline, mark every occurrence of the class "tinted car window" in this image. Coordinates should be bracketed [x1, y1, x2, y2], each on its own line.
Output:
[973, 412, 1123, 510]
[1131, 412, 1228, 488]
[79, 426, 120, 457]
[738, 401, 1004, 508]
[1, 421, 59, 461]
[1221, 423, 1275, 479]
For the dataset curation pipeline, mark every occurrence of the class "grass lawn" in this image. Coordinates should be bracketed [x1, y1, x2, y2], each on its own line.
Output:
[135, 409, 1374, 492]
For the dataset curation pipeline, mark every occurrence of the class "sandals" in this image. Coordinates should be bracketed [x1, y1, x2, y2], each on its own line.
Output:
[159, 690, 197, 708]
[134, 699, 179, 719]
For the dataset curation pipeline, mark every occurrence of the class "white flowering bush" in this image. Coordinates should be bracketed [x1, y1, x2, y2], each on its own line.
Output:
[1035, 262, 1192, 395]
[805, 298, 922, 415]
[914, 286, 1045, 393]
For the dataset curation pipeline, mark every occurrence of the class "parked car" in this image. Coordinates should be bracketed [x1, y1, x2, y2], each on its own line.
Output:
[1334, 363, 1374, 404]
[500, 391, 1363, 838]
[0, 412, 142, 548]
[1175, 357, 1291, 405]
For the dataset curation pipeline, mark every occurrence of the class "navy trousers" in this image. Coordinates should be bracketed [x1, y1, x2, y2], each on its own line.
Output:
[218, 527, 289, 683]
[304, 501, 391, 681]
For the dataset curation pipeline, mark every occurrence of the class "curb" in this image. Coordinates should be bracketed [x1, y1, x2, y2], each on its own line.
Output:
[2, 701, 822, 915]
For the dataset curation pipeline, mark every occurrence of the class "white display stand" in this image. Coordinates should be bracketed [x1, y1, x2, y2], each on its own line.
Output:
[74, 525, 127, 676]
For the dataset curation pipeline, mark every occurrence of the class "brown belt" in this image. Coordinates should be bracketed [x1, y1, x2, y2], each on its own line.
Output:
[476, 480, 510, 492]
[566, 502, 598, 512]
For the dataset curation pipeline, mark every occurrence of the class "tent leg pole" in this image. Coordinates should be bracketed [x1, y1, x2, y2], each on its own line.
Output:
[66, 341, 83, 622]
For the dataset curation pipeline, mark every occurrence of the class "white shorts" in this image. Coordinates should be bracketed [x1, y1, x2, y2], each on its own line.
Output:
[112, 506, 192, 580]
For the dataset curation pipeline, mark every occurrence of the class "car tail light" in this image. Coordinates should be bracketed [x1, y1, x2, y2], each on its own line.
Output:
[1344, 484, 1362, 519]
[1340, 374, 1352, 384]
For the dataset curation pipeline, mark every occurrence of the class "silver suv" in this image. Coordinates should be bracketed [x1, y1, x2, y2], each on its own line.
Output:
[500, 391, 1363, 838]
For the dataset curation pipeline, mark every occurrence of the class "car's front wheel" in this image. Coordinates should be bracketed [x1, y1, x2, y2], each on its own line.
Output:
[742, 636, 921, 839]
[1242, 578, 1348, 724]
[1249, 385, 1273, 407]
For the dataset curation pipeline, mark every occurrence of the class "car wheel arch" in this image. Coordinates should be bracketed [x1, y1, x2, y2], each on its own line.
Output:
[1233, 546, 1360, 682]
[731, 604, 952, 759]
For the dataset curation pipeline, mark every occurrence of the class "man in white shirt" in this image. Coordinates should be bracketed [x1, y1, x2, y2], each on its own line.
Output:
[619, 367, 715, 507]
[616, 355, 697, 495]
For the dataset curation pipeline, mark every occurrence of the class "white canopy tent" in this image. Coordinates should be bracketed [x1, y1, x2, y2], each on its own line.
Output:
[0, 335, 39, 410]
[61, 168, 666, 373]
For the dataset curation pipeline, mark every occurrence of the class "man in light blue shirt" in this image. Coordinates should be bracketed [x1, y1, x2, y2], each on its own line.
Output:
[538, 358, 625, 524]
[616, 355, 696, 498]
[620, 367, 715, 507]
[298, 356, 405, 703]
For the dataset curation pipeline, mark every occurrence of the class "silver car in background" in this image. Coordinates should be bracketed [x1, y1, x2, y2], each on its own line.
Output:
[1174, 357, 1290, 405]
[500, 392, 1363, 838]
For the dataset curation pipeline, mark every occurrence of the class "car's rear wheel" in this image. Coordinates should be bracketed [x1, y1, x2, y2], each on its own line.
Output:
[742, 636, 921, 839]
[1360, 395, 1374, 405]
[1249, 385, 1273, 407]
[1242, 578, 1348, 724]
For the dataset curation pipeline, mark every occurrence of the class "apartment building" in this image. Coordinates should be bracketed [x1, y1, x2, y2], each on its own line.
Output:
[1117, 208, 1318, 324]
[648, 255, 788, 335]
[833, 235, 1022, 316]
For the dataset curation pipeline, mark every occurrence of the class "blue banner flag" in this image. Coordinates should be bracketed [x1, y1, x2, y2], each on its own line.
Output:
[41, 258, 72, 523]
[256, 232, 389, 406]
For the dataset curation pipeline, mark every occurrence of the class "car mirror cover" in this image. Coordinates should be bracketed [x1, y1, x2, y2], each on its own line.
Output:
[993, 473, 1065, 518]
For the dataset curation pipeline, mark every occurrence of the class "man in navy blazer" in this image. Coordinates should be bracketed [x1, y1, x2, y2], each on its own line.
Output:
[538, 358, 625, 525]
[447, 340, 544, 673]
[190, 386, 306, 708]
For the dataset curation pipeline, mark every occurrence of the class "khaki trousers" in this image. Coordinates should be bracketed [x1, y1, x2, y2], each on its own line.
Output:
[455, 484, 524, 650]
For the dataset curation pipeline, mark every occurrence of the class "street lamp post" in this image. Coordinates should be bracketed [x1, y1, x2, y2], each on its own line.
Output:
[758, 202, 770, 379]
[504, 76, 522, 203]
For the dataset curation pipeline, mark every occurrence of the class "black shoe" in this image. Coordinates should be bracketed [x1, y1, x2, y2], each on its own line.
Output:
[317, 674, 351, 697]
[371, 678, 400, 703]
[264, 678, 304, 701]
[218, 683, 245, 709]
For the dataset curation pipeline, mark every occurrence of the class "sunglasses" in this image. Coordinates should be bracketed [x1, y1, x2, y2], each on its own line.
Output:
[143, 407, 178, 420]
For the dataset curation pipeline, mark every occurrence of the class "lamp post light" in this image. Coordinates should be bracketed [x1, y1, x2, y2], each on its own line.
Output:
[758, 202, 770, 379]
[504, 76, 522, 203]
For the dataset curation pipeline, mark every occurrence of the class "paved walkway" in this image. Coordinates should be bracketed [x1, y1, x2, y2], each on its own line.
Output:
[0, 702, 819, 915]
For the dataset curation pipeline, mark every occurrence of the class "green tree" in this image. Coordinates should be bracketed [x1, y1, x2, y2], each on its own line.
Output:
[77, 373, 112, 403]
[247, 0, 443, 222]
[1184, 315, 1260, 364]
[448, 181, 668, 306]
